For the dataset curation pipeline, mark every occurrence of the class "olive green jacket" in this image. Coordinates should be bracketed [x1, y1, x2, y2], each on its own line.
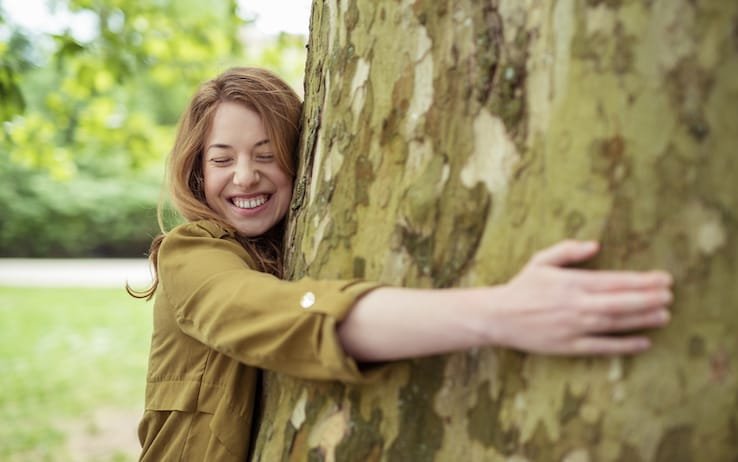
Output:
[138, 221, 380, 461]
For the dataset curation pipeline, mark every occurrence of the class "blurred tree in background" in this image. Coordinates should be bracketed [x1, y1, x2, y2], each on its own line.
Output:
[0, 0, 306, 257]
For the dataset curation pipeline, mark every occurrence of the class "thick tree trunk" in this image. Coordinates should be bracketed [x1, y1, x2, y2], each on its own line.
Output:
[252, 1, 738, 460]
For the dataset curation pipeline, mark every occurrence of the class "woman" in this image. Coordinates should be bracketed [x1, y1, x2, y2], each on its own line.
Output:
[132, 67, 672, 460]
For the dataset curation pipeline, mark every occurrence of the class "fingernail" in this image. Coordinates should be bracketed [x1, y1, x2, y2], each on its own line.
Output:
[655, 271, 673, 285]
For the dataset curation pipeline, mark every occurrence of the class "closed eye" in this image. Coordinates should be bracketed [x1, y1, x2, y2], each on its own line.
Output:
[255, 153, 275, 162]
[209, 157, 233, 165]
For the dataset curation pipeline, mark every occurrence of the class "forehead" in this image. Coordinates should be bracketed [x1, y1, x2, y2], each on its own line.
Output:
[207, 101, 267, 143]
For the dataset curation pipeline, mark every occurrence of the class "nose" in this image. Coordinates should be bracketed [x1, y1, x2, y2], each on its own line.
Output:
[233, 158, 260, 188]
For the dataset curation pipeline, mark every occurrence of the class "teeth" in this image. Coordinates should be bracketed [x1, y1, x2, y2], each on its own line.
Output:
[233, 195, 268, 209]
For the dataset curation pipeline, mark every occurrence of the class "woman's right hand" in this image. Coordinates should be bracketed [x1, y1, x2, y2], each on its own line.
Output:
[340, 240, 673, 361]
[484, 240, 673, 356]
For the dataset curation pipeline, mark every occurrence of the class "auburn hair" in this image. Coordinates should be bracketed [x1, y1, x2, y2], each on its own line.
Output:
[128, 67, 302, 299]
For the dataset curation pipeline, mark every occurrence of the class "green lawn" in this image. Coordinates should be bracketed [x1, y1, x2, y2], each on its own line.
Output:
[0, 287, 152, 461]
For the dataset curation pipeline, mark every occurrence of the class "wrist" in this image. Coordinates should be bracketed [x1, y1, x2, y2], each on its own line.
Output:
[452, 286, 507, 349]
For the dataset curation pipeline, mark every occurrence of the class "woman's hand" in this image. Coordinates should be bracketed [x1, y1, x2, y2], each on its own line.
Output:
[486, 240, 673, 355]
[339, 240, 673, 361]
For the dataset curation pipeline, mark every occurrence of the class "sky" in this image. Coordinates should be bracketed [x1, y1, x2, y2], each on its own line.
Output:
[1, 0, 312, 38]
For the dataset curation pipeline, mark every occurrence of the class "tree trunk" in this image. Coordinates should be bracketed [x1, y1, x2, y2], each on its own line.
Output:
[252, 1, 738, 460]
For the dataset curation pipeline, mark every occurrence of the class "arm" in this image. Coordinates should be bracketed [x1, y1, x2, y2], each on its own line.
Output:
[339, 240, 673, 361]
[159, 222, 381, 382]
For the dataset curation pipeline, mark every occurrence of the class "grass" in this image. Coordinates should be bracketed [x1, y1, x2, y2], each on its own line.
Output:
[0, 287, 152, 461]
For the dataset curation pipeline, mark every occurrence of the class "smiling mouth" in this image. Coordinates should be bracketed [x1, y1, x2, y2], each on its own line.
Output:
[232, 195, 269, 209]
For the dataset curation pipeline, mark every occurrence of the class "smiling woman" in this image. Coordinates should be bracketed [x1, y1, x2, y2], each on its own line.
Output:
[202, 101, 294, 238]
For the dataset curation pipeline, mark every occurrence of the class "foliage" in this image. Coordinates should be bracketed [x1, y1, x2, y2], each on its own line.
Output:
[0, 0, 307, 256]
[0, 151, 161, 257]
[0, 10, 34, 122]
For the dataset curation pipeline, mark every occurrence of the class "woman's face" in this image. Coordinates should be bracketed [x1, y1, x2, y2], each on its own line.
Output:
[202, 101, 293, 237]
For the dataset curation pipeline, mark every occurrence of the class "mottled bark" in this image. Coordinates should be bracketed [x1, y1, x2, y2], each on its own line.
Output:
[252, 1, 738, 460]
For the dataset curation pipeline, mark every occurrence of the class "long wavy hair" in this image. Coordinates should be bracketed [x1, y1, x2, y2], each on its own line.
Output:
[129, 67, 302, 299]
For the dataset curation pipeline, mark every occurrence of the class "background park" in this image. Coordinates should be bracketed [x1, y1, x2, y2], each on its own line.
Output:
[0, 0, 309, 459]
[2, 0, 737, 460]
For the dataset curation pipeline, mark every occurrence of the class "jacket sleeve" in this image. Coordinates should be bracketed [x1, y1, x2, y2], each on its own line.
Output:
[157, 222, 383, 383]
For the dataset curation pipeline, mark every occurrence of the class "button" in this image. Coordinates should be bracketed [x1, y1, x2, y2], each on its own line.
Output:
[300, 292, 316, 309]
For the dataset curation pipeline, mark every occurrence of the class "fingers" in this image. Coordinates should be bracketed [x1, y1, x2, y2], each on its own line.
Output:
[580, 308, 671, 334]
[530, 240, 599, 267]
[571, 336, 652, 356]
[568, 269, 673, 292]
[584, 288, 673, 315]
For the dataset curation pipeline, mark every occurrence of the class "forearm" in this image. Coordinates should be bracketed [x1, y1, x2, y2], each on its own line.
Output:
[338, 241, 674, 361]
[337, 286, 494, 362]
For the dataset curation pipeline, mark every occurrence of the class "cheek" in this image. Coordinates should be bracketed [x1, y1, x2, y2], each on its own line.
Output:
[281, 178, 294, 200]
[201, 169, 221, 202]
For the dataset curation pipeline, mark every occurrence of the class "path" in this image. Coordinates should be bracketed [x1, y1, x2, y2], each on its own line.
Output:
[0, 259, 151, 288]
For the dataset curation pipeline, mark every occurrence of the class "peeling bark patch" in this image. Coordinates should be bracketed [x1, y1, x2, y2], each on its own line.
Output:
[571, 3, 638, 76]
[434, 183, 491, 288]
[696, 219, 726, 256]
[559, 385, 585, 426]
[307, 406, 351, 462]
[615, 443, 645, 462]
[710, 349, 730, 384]
[291, 391, 309, 429]
[398, 225, 434, 277]
[665, 58, 714, 142]
[467, 380, 519, 455]
[350, 58, 370, 118]
[354, 155, 374, 207]
[381, 66, 413, 146]
[323, 145, 345, 184]
[612, 21, 635, 74]
[307, 447, 324, 462]
[566, 210, 586, 236]
[562, 448, 591, 462]
[307, 214, 332, 267]
[471, 2, 502, 104]
[461, 109, 520, 196]
[352, 256, 365, 278]
[487, 23, 529, 144]
[607, 357, 624, 382]
[687, 335, 705, 358]
[386, 359, 445, 462]
[654, 425, 694, 462]
[590, 135, 628, 190]
[521, 421, 556, 462]
[586, 0, 623, 7]
[682, 200, 727, 260]
[335, 392, 384, 462]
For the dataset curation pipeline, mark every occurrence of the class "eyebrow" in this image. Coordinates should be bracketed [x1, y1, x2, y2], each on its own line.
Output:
[206, 139, 271, 152]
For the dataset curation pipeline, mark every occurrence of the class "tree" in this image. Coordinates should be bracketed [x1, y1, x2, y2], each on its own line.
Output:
[253, 1, 738, 460]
